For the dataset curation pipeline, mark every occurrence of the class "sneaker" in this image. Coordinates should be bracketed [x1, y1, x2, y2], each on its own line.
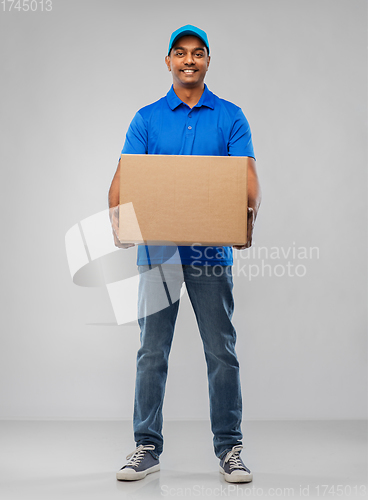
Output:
[219, 445, 253, 483]
[116, 444, 160, 481]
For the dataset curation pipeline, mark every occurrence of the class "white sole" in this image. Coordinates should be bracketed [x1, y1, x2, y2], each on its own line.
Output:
[117, 463, 160, 481]
[219, 466, 253, 483]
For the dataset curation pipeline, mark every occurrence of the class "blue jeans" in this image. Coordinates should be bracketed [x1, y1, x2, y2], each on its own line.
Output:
[133, 263, 242, 459]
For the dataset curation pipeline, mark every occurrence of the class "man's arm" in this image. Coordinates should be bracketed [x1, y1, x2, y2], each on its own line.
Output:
[247, 157, 261, 219]
[108, 159, 120, 209]
[228, 109, 261, 249]
[109, 111, 148, 248]
[108, 159, 134, 248]
[233, 157, 261, 250]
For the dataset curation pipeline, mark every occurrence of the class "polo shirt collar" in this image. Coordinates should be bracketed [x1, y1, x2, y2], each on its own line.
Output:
[166, 83, 215, 110]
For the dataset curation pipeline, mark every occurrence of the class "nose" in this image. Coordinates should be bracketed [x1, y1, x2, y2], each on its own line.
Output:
[184, 52, 195, 65]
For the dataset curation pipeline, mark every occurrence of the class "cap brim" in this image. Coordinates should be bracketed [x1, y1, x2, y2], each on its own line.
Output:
[169, 31, 209, 54]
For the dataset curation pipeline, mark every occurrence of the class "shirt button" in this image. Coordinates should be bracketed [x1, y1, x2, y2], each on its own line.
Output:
[188, 126, 192, 130]
[188, 114, 192, 118]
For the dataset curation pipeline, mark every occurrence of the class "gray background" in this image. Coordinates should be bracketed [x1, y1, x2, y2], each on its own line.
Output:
[0, 0, 366, 421]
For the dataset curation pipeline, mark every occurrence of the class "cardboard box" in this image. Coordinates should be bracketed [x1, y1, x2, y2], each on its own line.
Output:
[118, 154, 248, 246]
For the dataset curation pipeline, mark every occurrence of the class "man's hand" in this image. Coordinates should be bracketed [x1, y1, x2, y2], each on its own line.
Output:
[233, 207, 255, 250]
[109, 205, 135, 249]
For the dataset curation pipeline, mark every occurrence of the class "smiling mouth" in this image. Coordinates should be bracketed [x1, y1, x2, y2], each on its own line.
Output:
[181, 69, 198, 74]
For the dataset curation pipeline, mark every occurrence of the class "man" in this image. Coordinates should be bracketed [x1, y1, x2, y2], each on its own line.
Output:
[108, 25, 261, 483]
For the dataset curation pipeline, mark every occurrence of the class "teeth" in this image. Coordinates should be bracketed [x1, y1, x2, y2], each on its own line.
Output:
[183, 70, 195, 73]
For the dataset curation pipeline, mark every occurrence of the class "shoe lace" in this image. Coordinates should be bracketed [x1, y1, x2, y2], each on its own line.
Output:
[125, 444, 155, 468]
[224, 445, 246, 470]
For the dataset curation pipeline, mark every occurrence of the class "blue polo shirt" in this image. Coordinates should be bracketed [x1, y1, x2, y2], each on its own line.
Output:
[121, 84, 255, 266]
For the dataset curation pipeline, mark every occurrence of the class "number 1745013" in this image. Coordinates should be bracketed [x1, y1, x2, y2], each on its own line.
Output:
[1, 0, 52, 11]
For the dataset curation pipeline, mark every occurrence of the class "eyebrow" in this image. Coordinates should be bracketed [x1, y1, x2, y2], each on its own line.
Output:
[173, 46, 205, 52]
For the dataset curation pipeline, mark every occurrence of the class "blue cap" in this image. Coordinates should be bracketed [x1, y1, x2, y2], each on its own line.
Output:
[168, 25, 210, 56]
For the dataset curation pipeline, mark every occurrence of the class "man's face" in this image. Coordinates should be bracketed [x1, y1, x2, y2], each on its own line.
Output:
[165, 35, 210, 89]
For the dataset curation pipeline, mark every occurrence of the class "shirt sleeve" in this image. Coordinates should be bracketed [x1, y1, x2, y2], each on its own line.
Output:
[228, 108, 255, 159]
[121, 111, 148, 155]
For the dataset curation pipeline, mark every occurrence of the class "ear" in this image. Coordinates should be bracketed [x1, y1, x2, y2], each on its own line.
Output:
[206, 55, 211, 70]
[165, 55, 171, 71]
